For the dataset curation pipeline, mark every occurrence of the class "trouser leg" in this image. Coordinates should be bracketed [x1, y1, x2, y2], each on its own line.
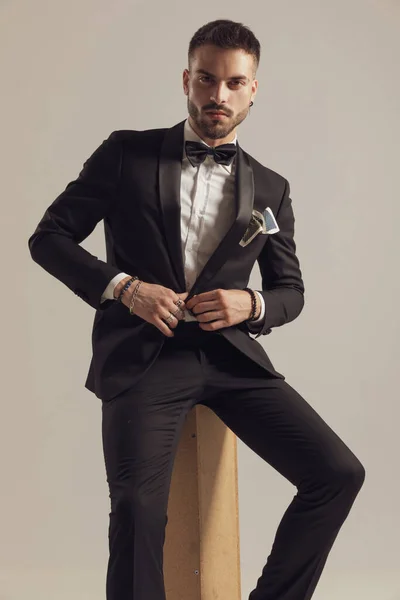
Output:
[101, 332, 206, 600]
[198, 336, 366, 600]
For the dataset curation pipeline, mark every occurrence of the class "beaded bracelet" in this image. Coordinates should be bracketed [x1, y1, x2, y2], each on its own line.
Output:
[129, 280, 142, 315]
[243, 287, 258, 321]
[117, 276, 139, 303]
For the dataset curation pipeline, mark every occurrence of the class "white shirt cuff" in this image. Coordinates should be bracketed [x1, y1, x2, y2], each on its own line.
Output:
[251, 291, 265, 322]
[100, 272, 131, 303]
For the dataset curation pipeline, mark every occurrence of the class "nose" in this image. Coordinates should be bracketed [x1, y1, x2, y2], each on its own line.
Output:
[210, 83, 228, 106]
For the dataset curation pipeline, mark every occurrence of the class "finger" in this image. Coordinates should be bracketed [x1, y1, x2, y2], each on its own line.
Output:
[174, 296, 187, 312]
[162, 310, 180, 330]
[196, 310, 223, 323]
[188, 290, 217, 308]
[185, 295, 197, 310]
[192, 300, 220, 315]
[171, 302, 186, 320]
[172, 298, 187, 319]
[154, 316, 175, 337]
[172, 307, 186, 321]
[176, 291, 189, 301]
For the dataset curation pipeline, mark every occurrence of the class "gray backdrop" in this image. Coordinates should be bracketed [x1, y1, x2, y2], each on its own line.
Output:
[1, 0, 399, 598]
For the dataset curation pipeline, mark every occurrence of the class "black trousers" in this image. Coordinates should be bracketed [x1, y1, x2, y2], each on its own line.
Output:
[101, 322, 365, 600]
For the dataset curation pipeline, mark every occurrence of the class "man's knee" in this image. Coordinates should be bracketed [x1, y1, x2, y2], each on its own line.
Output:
[112, 488, 167, 525]
[331, 454, 366, 498]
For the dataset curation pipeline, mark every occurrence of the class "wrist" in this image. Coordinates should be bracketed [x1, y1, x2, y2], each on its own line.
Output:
[114, 276, 133, 299]
[244, 289, 261, 321]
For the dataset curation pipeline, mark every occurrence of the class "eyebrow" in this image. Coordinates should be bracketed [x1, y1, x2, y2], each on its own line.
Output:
[195, 68, 249, 82]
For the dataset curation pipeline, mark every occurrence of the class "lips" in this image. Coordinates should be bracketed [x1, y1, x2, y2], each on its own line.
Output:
[207, 111, 227, 117]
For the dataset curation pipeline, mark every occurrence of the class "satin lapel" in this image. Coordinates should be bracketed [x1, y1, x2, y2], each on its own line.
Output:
[158, 120, 187, 291]
[188, 143, 254, 297]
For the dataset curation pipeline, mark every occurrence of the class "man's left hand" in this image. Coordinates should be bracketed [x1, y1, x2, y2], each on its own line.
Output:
[185, 289, 257, 331]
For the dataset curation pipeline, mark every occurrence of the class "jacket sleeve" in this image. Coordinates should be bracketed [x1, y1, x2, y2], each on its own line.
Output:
[252, 178, 305, 339]
[28, 131, 124, 311]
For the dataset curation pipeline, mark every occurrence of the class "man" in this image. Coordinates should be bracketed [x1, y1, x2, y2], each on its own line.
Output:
[28, 19, 365, 600]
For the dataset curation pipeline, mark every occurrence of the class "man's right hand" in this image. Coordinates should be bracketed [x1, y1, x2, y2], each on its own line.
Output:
[120, 280, 189, 337]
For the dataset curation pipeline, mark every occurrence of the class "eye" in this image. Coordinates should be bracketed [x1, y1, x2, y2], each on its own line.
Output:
[198, 76, 244, 86]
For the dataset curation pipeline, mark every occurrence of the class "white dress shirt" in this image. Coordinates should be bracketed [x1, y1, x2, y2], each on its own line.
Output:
[100, 118, 265, 331]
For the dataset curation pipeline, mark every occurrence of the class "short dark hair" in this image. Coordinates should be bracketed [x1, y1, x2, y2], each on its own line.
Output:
[188, 20, 261, 78]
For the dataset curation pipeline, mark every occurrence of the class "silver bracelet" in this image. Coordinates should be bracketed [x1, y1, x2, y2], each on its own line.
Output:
[129, 280, 142, 315]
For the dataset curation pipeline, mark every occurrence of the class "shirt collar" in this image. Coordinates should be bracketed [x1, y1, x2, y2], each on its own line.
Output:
[183, 117, 237, 174]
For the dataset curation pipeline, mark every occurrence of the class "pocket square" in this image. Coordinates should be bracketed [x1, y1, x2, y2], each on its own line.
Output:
[263, 207, 280, 234]
[239, 207, 280, 247]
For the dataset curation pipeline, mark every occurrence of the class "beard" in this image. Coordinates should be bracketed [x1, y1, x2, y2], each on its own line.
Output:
[187, 97, 249, 141]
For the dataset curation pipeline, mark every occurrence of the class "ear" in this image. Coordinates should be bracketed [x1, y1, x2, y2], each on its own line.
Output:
[182, 69, 190, 94]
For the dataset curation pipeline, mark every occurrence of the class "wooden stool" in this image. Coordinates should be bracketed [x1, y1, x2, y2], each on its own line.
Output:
[164, 404, 241, 600]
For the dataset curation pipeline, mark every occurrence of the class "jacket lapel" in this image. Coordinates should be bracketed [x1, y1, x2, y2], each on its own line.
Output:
[158, 119, 255, 297]
[158, 120, 187, 291]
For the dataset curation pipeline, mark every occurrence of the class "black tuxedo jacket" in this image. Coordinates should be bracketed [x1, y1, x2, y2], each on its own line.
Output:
[28, 119, 305, 401]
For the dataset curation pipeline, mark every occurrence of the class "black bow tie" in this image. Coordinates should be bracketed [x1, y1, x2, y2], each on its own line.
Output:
[185, 140, 237, 167]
